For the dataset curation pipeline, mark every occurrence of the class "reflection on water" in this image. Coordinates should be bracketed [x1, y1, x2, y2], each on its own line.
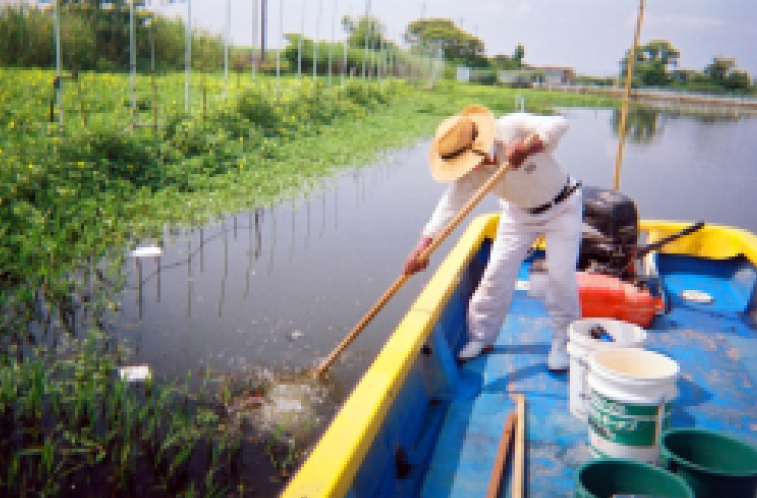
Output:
[611, 108, 661, 143]
[609, 107, 745, 144]
[112, 110, 757, 407]
[114, 143, 445, 398]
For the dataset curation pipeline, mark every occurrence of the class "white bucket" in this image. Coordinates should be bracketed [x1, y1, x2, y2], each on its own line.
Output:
[588, 348, 679, 463]
[567, 319, 647, 421]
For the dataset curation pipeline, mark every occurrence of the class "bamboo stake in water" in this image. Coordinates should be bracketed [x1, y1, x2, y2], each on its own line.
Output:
[313, 134, 539, 377]
[613, 0, 645, 190]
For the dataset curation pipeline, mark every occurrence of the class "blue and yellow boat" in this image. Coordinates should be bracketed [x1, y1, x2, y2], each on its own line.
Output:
[281, 212, 757, 498]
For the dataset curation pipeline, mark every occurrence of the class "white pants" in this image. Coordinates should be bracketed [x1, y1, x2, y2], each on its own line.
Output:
[467, 188, 583, 344]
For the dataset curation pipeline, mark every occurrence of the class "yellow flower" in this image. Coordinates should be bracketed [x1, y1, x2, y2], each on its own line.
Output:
[128, 164, 133, 169]
[28, 163, 33, 169]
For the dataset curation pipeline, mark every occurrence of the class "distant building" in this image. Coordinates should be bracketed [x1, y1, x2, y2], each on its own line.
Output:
[497, 69, 540, 88]
[456, 66, 471, 83]
[526, 65, 577, 85]
[496, 65, 575, 88]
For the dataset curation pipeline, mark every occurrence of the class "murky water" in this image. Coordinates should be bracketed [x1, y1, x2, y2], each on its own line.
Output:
[112, 109, 757, 411]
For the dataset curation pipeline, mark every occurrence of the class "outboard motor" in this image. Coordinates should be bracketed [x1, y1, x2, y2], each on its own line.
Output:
[531, 186, 701, 327]
[578, 186, 640, 279]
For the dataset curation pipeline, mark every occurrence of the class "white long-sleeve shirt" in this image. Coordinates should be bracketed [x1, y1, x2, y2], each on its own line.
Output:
[422, 113, 570, 239]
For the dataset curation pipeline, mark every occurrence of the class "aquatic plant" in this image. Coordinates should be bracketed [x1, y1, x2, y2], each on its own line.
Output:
[0, 329, 261, 497]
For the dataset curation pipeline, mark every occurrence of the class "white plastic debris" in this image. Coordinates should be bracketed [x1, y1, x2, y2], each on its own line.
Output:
[130, 245, 163, 258]
[118, 365, 151, 382]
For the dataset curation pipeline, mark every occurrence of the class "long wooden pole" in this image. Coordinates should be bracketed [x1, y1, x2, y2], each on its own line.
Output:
[511, 394, 526, 498]
[486, 412, 517, 498]
[613, 0, 645, 190]
[313, 134, 539, 378]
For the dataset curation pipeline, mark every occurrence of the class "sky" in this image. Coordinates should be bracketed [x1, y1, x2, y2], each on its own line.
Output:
[151, 0, 757, 78]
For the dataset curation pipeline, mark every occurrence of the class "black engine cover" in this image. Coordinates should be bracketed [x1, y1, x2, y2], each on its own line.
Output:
[578, 186, 639, 277]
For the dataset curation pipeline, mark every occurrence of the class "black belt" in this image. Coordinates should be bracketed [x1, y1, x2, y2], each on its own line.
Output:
[526, 179, 582, 215]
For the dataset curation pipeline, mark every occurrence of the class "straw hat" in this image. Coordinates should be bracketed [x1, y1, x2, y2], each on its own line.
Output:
[429, 105, 496, 182]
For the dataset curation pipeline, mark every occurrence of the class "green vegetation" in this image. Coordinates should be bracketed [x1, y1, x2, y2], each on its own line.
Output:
[404, 17, 524, 71]
[0, 3, 226, 72]
[0, 329, 284, 497]
[620, 40, 755, 94]
[0, 69, 610, 310]
[0, 65, 612, 495]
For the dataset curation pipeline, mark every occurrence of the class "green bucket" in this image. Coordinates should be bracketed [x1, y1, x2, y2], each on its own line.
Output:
[575, 458, 693, 498]
[660, 428, 757, 498]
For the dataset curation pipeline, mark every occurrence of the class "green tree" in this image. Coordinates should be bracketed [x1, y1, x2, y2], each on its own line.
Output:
[341, 15, 389, 49]
[703, 57, 751, 91]
[620, 39, 680, 87]
[404, 18, 487, 67]
[491, 53, 522, 70]
[512, 43, 525, 63]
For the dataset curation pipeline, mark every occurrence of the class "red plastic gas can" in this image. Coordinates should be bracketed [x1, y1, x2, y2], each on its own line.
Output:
[577, 271, 663, 328]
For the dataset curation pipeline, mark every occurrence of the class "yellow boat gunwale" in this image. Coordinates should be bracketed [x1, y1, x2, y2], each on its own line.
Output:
[281, 216, 757, 498]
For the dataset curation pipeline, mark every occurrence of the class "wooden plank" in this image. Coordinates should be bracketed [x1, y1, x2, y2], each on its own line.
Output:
[511, 394, 526, 498]
[485, 412, 517, 498]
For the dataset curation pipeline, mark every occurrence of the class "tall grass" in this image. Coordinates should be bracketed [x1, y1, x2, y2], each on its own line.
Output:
[0, 329, 261, 497]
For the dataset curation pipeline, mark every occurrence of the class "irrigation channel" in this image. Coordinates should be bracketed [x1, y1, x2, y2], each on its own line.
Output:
[28, 108, 757, 494]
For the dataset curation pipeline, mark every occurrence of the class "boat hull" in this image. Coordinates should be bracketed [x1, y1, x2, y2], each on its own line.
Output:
[282, 215, 757, 498]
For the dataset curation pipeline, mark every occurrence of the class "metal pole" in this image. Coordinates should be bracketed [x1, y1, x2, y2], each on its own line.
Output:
[314, 0, 322, 81]
[130, 0, 136, 126]
[329, 0, 337, 87]
[361, 0, 369, 79]
[378, 26, 383, 81]
[276, 0, 282, 91]
[185, 0, 191, 111]
[252, 0, 258, 81]
[224, 0, 229, 97]
[261, 0, 267, 62]
[19, 0, 25, 67]
[298, 0, 304, 82]
[55, 0, 62, 126]
[149, 19, 157, 133]
[250, 0, 260, 81]
[366, 3, 374, 79]
[342, 1, 349, 87]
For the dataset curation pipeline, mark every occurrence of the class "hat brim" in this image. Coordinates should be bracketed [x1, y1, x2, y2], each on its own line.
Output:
[429, 142, 486, 183]
[429, 106, 496, 183]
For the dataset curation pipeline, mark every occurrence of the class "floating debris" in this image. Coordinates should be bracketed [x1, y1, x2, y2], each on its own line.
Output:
[117, 365, 151, 382]
[130, 245, 163, 258]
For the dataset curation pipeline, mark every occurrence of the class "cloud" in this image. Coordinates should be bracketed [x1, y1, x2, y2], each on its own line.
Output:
[644, 14, 725, 31]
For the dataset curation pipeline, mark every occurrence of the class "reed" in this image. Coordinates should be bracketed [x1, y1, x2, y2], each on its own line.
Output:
[0, 329, 261, 497]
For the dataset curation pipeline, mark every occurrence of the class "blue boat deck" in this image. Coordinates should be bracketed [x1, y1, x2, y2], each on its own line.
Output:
[421, 252, 757, 498]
